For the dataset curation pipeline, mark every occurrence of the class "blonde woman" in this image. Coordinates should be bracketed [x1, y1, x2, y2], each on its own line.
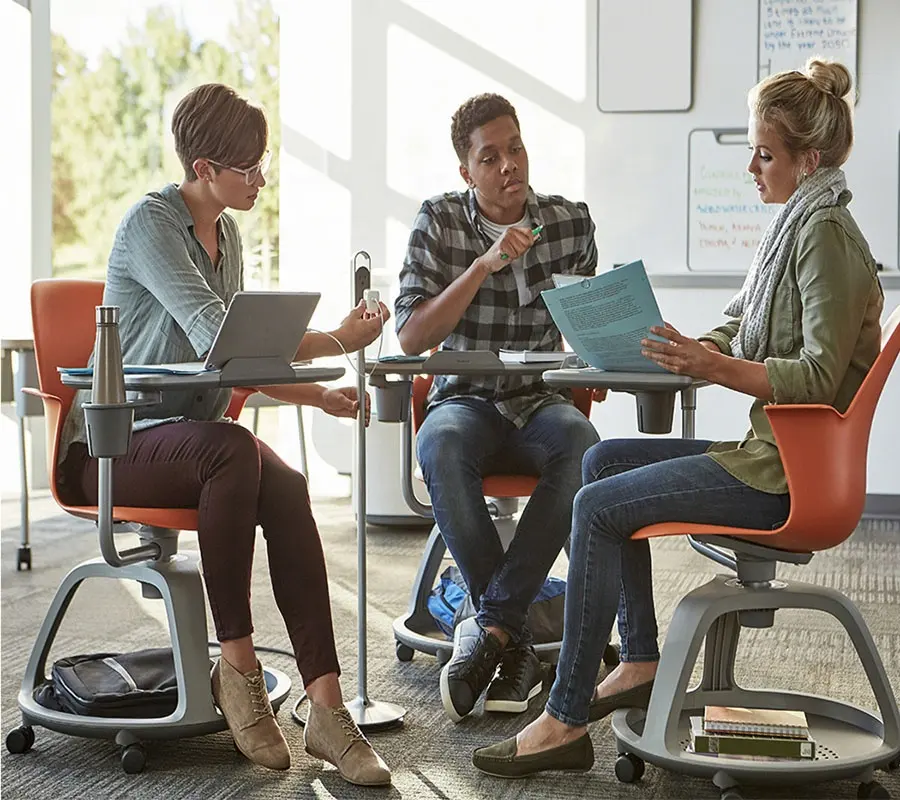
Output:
[473, 59, 884, 777]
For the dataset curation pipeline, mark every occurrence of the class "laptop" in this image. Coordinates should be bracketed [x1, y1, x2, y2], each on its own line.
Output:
[137, 291, 321, 374]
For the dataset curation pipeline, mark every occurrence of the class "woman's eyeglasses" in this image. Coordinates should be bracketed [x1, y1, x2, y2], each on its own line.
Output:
[207, 150, 272, 185]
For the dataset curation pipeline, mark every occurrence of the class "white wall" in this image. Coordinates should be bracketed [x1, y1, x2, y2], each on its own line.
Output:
[279, 0, 900, 498]
[1, 0, 34, 339]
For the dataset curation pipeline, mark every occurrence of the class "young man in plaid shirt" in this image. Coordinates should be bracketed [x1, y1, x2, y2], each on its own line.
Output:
[395, 93, 601, 722]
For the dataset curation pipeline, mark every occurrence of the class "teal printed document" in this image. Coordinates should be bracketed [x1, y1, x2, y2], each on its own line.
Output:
[541, 260, 666, 372]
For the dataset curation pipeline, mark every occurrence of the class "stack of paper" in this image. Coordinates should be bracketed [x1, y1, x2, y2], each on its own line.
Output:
[498, 349, 573, 364]
[541, 259, 666, 372]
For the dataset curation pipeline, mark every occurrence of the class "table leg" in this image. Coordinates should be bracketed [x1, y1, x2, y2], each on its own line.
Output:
[347, 336, 405, 729]
[296, 406, 308, 478]
[681, 386, 697, 440]
[17, 414, 31, 571]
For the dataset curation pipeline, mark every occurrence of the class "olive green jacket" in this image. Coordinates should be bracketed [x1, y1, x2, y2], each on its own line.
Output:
[699, 196, 884, 495]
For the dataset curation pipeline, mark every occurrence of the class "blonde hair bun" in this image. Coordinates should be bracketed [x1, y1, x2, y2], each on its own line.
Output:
[804, 58, 853, 100]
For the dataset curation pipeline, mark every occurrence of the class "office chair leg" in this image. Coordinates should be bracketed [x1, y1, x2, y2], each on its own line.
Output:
[21, 566, 88, 691]
[145, 556, 220, 727]
[296, 406, 308, 477]
[698, 611, 741, 692]
[407, 525, 447, 615]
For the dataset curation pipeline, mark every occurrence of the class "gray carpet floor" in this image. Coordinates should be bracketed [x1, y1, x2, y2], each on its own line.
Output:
[1, 493, 898, 800]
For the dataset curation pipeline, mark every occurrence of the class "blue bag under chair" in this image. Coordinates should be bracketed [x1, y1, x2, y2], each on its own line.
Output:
[428, 566, 566, 642]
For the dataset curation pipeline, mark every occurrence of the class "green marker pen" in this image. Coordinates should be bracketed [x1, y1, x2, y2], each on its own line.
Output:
[500, 225, 544, 260]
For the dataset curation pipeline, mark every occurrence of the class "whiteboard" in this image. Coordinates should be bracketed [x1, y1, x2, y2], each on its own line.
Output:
[597, 0, 693, 113]
[687, 129, 777, 272]
[758, 0, 858, 96]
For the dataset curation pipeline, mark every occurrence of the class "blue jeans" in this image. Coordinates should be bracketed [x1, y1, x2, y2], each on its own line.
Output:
[416, 398, 599, 641]
[546, 438, 791, 726]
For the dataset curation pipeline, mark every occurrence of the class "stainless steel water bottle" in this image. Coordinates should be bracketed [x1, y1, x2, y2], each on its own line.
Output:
[91, 306, 126, 405]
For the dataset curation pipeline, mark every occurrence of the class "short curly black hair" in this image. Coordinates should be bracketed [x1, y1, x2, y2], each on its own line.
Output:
[451, 93, 520, 163]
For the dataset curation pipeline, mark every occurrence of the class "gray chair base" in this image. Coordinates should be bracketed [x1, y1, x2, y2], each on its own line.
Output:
[610, 566, 900, 798]
[392, 504, 607, 667]
[10, 535, 291, 773]
[392, 518, 565, 665]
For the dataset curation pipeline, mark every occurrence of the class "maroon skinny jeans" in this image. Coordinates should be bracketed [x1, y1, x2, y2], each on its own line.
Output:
[62, 420, 341, 685]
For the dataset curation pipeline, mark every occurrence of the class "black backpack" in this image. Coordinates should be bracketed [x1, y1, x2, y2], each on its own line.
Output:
[34, 647, 182, 718]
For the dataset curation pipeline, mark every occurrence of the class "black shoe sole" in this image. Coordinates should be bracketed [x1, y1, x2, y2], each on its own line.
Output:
[473, 762, 593, 779]
[483, 680, 543, 714]
[587, 680, 654, 723]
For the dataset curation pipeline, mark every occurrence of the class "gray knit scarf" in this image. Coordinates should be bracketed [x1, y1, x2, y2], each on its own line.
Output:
[724, 166, 847, 361]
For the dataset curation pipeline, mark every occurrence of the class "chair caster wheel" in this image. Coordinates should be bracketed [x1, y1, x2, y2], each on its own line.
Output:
[436, 649, 451, 666]
[6, 725, 35, 754]
[614, 752, 645, 783]
[602, 643, 620, 667]
[395, 642, 414, 662]
[721, 789, 745, 800]
[858, 781, 890, 799]
[16, 546, 31, 571]
[121, 743, 146, 774]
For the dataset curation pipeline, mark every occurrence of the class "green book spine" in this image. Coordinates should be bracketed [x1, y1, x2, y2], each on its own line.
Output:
[691, 721, 815, 759]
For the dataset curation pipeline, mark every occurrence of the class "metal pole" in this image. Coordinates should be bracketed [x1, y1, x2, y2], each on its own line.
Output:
[356, 344, 368, 701]
[681, 386, 697, 439]
[344, 251, 405, 730]
[17, 415, 31, 570]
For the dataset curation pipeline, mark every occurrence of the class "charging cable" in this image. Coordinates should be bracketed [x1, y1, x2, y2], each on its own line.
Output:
[307, 288, 384, 379]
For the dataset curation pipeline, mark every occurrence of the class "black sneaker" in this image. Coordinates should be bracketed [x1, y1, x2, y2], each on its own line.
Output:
[483, 644, 544, 713]
[439, 617, 505, 722]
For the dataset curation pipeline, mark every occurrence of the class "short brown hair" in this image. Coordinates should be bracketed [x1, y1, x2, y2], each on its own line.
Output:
[172, 84, 268, 181]
[749, 58, 854, 168]
[450, 93, 520, 163]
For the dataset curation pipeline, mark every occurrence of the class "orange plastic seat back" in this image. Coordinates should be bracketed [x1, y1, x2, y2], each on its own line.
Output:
[29, 279, 253, 517]
[31, 279, 105, 418]
[29, 280, 104, 503]
[634, 306, 900, 553]
[762, 305, 900, 551]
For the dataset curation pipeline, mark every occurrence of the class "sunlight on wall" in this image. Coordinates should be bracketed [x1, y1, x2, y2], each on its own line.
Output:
[1, 2, 33, 340]
[399, 0, 586, 101]
[386, 26, 586, 204]
[279, 0, 351, 160]
[278, 157, 351, 330]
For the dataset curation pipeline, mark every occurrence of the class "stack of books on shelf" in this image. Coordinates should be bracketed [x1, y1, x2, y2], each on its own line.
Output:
[688, 706, 816, 761]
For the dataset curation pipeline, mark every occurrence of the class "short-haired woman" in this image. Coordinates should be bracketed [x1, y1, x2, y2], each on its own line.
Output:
[59, 84, 392, 786]
[472, 58, 884, 777]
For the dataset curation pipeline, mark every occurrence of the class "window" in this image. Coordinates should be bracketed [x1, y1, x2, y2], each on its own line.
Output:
[50, 0, 281, 289]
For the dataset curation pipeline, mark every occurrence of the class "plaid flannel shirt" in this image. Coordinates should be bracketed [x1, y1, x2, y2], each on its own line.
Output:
[395, 188, 597, 427]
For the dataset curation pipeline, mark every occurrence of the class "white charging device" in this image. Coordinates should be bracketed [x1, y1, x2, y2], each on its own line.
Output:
[363, 288, 380, 314]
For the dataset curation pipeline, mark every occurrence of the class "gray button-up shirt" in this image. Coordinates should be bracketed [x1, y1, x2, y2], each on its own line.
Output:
[59, 183, 243, 466]
[395, 188, 597, 427]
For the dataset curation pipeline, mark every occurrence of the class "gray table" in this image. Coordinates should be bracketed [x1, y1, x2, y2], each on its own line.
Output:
[542, 368, 703, 439]
[2, 338, 40, 570]
[60, 364, 345, 392]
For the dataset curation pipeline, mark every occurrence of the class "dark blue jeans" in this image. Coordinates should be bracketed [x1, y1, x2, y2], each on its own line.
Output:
[416, 398, 599, 641]
[546, 438, 791, 726]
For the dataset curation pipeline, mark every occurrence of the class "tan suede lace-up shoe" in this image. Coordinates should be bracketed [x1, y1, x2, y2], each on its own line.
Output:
[211, 657, 291, 770]
[304, 702, 392, 786]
